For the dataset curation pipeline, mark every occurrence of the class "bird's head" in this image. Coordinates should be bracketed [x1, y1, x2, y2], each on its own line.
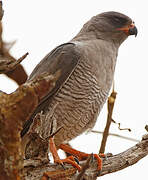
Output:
[75, 11, 137, 45]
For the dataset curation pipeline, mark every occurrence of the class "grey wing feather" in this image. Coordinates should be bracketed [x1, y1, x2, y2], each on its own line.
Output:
[21, 42, 80, 137]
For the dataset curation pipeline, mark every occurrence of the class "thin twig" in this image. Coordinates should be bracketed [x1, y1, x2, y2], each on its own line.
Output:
[16, 52, 29, 65]
[111, 119, 131, 132]
[0, 52, 29, 73]
[6, 52, 29, 72]
[91, 130, 139, 142]
[99, 88, 117, 153]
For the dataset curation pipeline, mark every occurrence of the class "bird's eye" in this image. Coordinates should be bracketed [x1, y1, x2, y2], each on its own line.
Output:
[129, 22, 135, 28]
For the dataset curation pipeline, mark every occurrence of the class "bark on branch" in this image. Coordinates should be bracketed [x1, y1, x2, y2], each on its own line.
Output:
[22, 134, 148, 180]
[99, 90, 117, 153]
[0, 71, 60, 180]
[0, 1, 28, 85]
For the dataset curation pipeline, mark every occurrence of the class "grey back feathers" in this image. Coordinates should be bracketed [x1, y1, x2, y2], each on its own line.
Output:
[21, 43, 80, 137]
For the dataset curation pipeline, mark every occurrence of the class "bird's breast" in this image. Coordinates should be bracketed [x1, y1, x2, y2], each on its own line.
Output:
[41, 41, 117, 146]
[47, 55, 109, 146]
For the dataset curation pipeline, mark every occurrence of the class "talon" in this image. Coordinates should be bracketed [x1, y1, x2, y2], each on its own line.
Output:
[96, 170, 101, 176]
[60, 162, 66, 170]
[91, 153, 94, 162]
[59, 144, 104, 171]
[93, 154, 102, 171]
[62, 156, 81, 171]
[49, 137, 81, 171]
[74, 157, 79, 164]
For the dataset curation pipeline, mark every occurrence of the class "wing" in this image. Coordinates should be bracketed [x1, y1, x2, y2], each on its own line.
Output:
[21, 42, 81, 137]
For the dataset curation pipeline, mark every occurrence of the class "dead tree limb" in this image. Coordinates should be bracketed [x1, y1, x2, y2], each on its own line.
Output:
[0, 71, 59, 180]
[0, 52, 29, 74]
[22, 134, 148, 180]
[0, 1, 28, 85]
[99, 89, 117, 153]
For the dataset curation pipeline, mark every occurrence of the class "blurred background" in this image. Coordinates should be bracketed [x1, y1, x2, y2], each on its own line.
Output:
[1, 0, 148, 179]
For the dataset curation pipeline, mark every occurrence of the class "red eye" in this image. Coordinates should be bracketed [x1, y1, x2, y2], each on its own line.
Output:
[129, 22, 135, 28]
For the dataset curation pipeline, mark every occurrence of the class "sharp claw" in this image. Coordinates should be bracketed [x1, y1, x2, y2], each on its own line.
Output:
[59, 144, 103, 172]
[74, 157, 79, 164]
[91, 153, 94, 162]
[96, 170, 101, 176]
[60, 162, 66, 170]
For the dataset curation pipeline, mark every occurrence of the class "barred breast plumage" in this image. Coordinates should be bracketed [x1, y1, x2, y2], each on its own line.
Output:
[43, 50, 109, 146]
[24, 40, 117, 147]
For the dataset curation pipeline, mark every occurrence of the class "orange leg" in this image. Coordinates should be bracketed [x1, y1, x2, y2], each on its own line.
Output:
[59, 144, 105, 171]
[41, 137, 81, 179]
[49, 137, 81, 171]
[41, 136, 82, 179]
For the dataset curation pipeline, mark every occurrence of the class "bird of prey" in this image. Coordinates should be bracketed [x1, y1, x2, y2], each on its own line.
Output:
[21, 11, 137, 171]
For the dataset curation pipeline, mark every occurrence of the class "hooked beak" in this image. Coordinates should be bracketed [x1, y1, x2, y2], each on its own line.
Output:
[117, 22, 138, 37]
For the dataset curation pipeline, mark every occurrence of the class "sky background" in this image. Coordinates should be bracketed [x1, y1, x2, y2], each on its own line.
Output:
[1, 0, 148, 179]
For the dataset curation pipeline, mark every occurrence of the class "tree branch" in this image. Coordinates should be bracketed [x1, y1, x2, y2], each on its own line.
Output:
[91, 130, 139, 142]
[0, 1, 28, 85]
[0, 52, 29, 74]
[99, 89, 117, 153]
[22, 134, 148, 180]
[0, 71, 60, 180]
